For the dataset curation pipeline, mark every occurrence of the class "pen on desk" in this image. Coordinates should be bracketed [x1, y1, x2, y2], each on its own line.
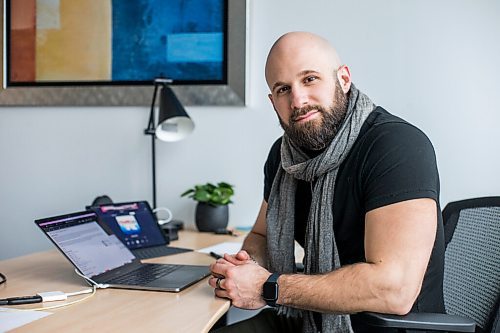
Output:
[210, 251, 223, 260]
[213, 228, 240, 236]
[0, 295, 43, 305]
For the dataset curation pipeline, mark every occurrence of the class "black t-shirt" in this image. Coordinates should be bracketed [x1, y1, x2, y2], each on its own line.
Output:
[264, 107, 445, 332]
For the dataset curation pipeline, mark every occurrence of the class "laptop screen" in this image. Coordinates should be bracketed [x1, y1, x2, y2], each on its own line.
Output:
[92, 201, 166, 250]
[36, 211, 136, 278]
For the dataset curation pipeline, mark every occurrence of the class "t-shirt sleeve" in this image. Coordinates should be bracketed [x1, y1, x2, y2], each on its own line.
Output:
[263, 138, 283, 202]
[361, 122, 440, 212]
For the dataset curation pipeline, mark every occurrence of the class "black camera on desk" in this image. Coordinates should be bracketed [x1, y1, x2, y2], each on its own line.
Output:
[160, 220, 184, 242]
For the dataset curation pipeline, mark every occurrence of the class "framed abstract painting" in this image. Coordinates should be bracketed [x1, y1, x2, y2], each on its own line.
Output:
[0, 0, 247, 106]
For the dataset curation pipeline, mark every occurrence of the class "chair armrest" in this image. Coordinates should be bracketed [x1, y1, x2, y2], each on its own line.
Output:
[357, 311, 476, 332]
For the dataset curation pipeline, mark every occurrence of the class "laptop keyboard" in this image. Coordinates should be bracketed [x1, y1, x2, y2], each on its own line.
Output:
[107, 264, 179, 285]
[133, 246, 192, 259]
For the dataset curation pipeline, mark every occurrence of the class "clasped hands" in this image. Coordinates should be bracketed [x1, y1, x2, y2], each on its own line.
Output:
[208, 250, 272, 309]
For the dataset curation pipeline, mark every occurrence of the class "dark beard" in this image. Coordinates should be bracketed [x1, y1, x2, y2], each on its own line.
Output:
[280, 80, 349, 151]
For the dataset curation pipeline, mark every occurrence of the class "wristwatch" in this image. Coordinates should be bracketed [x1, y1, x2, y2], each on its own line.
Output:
[262, 273, 281, 307]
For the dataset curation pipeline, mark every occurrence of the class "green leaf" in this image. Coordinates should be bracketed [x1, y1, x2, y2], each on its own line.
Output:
[218, 182, 232, 189]
[194, 190, 211, 202]
[180, 189, 194, 197]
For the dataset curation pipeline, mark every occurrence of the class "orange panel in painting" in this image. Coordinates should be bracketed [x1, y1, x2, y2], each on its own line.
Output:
[10, 0, 36, 83]
[36, 0, 112, 81]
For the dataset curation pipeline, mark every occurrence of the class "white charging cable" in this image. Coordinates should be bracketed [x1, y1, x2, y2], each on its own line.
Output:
[73, 269, 110, 289]
[0, 269, 108, 312]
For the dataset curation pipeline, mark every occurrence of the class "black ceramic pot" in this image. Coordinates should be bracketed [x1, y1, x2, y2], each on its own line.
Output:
[195, 202, 229, 232]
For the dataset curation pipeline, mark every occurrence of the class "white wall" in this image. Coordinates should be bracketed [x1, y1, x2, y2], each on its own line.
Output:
[1, 0, 499, 260]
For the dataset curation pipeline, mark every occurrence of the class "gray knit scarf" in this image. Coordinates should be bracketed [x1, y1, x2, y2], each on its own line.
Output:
[266, 84, 375, 333]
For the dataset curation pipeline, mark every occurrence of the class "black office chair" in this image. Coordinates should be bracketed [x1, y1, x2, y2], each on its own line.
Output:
[359, 197, 500, 332]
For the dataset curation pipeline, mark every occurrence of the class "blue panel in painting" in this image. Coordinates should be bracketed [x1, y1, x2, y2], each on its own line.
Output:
[111, 0, 225, 82]
[167, 33, 223, 63]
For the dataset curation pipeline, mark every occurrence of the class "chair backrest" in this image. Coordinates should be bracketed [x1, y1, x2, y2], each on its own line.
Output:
[442, 197, 500, 332]
[491, 297, 500, 333]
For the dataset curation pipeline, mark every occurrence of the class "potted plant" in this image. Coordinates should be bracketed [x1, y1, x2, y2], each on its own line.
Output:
[181, 182, 234, 232]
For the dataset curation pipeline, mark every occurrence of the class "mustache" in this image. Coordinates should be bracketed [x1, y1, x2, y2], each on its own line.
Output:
[290, 105, 326, 123]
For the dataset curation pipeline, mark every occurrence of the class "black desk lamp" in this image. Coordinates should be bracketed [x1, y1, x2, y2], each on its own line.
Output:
[144, 78, 194, 209]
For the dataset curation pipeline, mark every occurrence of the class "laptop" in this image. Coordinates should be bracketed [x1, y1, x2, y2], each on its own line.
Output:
[90, 201, 191, 259]
[35, 211, 210, 292]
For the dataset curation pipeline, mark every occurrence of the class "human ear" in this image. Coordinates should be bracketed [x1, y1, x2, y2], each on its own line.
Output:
[336, 65, 352, 93]
[268, 93, 277, 112]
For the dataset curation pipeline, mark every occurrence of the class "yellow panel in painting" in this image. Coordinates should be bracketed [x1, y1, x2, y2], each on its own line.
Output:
[36, 0, 112, 81]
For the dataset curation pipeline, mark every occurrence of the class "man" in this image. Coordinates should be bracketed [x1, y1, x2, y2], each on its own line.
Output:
[209, 31, 445, 333]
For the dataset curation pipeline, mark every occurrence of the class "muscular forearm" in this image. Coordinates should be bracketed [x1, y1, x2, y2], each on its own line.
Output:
[241, 231, 268, 268]
[277, 262, 420, 315]
[211, 199, 435, 314]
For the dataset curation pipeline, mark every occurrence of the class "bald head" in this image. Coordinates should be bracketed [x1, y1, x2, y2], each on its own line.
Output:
[264, 32, 352, 150]
[265, 32, 342, 89]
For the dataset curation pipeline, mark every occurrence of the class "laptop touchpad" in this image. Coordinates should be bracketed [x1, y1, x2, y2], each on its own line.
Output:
[147, 266, 209, 288]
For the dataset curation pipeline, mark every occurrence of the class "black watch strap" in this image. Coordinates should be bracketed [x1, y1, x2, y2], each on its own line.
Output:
[263, 272, 281, 307]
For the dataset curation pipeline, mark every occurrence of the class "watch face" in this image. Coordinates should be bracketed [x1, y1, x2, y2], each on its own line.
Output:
[263, 282, 278, 300]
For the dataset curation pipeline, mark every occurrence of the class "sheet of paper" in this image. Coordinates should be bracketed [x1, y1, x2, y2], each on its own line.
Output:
[0, 308, 51, 333]
[197, 242, 243, 256]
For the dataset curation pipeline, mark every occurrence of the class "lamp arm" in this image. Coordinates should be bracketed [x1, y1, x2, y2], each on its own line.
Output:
[144, 81, 161, 209]
[143, 78, 176, 209]
[145, 83, 160, 135]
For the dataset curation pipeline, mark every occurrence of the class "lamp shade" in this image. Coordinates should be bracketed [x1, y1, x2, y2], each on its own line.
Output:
[155, 85, 195, 142]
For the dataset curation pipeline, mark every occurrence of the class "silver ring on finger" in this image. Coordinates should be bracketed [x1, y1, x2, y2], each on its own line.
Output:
[216, 277, 225, 290]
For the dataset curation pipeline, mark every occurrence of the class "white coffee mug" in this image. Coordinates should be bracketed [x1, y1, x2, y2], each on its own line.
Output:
[153, 207, 173, 225]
